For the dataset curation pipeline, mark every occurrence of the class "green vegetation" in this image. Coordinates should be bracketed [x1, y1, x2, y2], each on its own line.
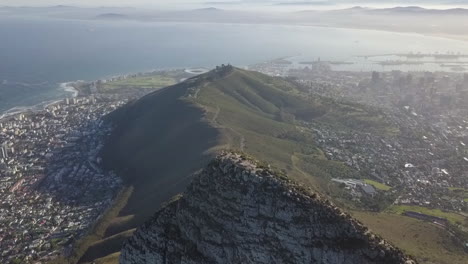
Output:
[448, 187, 468, 201]
[84, 67, 388, 263]
[78, 229, 135, 263]
[11, 258, 22, 264]
[49, 187, 133, 264]
[386, 205, 466, 227]
[92, 253, 121, 264]
[364, 179, 392, 191]
[448, 187, 467, 191]
[353, 211, 467, 264]
[70, 67, 465, 264]
[192, 68, 390, 175]
[101, 75, 177, 91]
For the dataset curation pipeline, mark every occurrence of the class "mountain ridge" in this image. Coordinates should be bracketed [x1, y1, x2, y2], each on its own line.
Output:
[120, 152, 416, 264]
[80, 67, 405, 263]
[101, 65, 392, 227]
[297, 5, 468, 15]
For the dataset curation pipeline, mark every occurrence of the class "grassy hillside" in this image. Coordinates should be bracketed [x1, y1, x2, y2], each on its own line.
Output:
[365, 179, 392, 191]
[353, 211, 467, 264]
[73, 76, 221, 263]
[73, 67, 465, 264]
[98, 70, 186, 93]
[102, 78, 220, 227]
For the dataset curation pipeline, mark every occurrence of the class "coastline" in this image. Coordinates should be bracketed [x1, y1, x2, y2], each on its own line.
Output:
[0, 67, 182, 121]
[0, 82, 79, 120]
[0, 67, 179, 120]
[60, 82, 79, 98]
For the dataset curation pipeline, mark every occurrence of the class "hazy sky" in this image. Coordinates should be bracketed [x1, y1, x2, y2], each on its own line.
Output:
[3, 0, 204, 6]
[0, 0, 466, 9]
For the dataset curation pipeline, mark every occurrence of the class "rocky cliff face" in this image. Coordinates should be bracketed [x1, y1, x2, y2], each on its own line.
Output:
[120, 153, 416, 264]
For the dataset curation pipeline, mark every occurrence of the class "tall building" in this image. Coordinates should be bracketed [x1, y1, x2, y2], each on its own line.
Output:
[1, 146, 8, 159]
[463, 73, 468, 90]
[371, 71, 380, 83]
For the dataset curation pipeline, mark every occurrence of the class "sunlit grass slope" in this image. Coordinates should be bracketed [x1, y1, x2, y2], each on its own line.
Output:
[71, 67, 463, 264]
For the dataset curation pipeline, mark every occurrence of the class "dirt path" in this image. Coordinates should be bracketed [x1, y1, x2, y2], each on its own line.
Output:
[210, 105, 245, 151]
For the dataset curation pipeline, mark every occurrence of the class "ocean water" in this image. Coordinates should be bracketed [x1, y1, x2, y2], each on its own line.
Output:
[2, 16, 468, 113]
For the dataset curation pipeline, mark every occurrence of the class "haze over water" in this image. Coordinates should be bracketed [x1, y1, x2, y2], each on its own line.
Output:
[2, 15, 468, 113]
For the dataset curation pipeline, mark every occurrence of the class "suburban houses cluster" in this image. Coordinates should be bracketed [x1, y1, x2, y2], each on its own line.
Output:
[0, 95, 126, 263]
[295, 65, 468, 212]
[251, 60, 468, 215]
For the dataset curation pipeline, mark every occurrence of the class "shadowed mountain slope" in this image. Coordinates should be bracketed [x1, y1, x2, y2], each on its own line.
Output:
[103, 66, 391, 223]
[78, 66, 396, 263]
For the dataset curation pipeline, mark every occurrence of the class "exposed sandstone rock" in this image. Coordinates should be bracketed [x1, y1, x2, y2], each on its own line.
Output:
[120, 153, 416, 264]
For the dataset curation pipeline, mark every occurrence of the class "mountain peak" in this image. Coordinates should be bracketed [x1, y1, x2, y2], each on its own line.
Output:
[95, 13, 127, 20]
[194, 7, 223, 12]
[120, 152, 416, 264]
[388, 6, 425, 12]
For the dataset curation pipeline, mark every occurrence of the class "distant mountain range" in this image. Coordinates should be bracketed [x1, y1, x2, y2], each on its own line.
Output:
[3, 4, 468, 16]
[195, 7, 223, 11]
[291, 5, 468, 15]
[276, 1, 333, 5]
[95, 13, 128, 20]
[355, 5, 468, 15]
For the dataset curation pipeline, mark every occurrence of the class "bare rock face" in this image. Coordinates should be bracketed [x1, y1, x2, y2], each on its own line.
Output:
[120, 153, 416, 264]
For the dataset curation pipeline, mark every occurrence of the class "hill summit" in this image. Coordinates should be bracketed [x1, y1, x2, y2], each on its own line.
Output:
[120, 153, 416, 264]
[90, 66, 397, 262]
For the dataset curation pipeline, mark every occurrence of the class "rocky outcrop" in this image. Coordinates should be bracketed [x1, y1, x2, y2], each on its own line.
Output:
[120, 153, 416, 264]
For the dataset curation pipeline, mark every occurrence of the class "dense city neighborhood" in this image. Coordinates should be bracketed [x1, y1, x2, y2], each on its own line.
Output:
[251, 60, 468, 215]
[0, 95, 127, 263]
